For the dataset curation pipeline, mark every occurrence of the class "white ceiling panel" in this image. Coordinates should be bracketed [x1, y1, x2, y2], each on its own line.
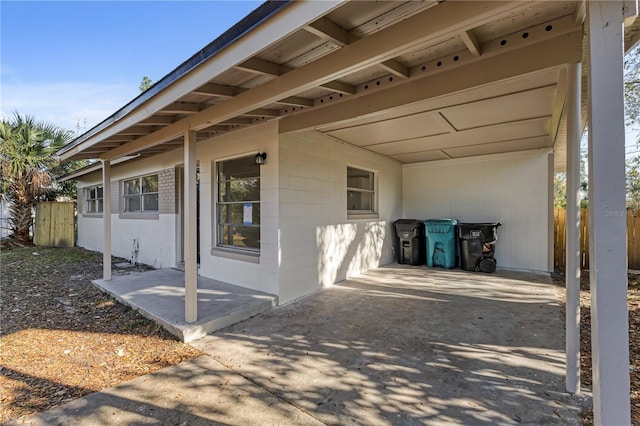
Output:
[440, 85, 557, 130]
[318, 68, 560, 132]
[442, 136, 550, 158]
[389, 150, 450, 163]
[362, 117, 550, 156]
[327, 112, 449, 146]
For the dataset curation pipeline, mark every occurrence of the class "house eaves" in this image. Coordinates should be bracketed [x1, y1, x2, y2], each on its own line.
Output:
[57, 0, 292, 159]
[57, 1, 639, 169]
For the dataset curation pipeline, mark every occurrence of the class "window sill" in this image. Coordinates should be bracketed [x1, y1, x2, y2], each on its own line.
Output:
[82, 213, 104, 218]
[348, 213, 380, 221]
[118, 213, 159, 220]
[211, 247, 260, 264]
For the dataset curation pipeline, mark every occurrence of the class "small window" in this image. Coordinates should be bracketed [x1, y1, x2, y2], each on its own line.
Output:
[85, 185, 103, 213]
[347, 166, 375, 213]
[216, 156, 260, 251]
[123, 174, 158, 213]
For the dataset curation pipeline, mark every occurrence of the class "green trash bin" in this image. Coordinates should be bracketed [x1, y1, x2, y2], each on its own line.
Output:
[424, 219, 458, 269]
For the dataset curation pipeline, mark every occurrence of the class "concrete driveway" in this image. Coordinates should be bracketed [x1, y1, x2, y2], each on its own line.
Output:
[192, 265, 588, 425]
[14, 265, 589, 425]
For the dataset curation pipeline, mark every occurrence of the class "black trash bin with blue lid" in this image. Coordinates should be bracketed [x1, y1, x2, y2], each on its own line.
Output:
[458, 222, 501, 273]
[424, 219, 458, 269]
[393, 219, 425, 266]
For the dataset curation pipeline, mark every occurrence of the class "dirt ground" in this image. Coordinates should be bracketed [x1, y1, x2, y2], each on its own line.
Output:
[0, 246, 201, 423]
[551, 270, 640, 425]
[2, 245, 638, 424]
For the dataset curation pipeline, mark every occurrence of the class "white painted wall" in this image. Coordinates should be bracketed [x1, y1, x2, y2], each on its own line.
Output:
[403, 150, 552, 272]
[76, 150, 181, 269]
[279, 130, 403, 303]
[78, 214, 177, 268]
[197, 121, 280, 296]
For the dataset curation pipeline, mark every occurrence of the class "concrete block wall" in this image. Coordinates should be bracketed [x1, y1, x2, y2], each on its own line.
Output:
[402, 150, 552, 272]
[197, 121, 280, 296]
[278, 130, 403, 303]
[77, 152, 182, 269]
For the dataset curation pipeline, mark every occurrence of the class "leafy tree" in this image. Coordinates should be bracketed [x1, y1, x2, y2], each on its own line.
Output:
[0, 113, 73, 243]
[554, 172, 567, 208]
[626, 45, 640, 207]
[139, 76, 153, 92]
[628, 156, 640, 209]
[625, 44, 640, 145]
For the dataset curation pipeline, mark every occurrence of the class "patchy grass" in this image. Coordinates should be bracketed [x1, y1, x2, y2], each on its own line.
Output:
[0, 246, 201, 423]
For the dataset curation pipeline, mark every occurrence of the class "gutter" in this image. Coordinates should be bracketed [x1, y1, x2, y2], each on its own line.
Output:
[57, 0, 291, 157]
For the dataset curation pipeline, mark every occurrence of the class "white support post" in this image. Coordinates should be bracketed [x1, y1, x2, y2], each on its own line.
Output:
[586, 2, 631, 424]
[184, 130, 198, 323]
[102, 160, 112, 281]
[565, 62, 581, 395]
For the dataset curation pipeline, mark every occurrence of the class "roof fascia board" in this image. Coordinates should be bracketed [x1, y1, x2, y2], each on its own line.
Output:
[280, 28, 582, 133]
[101, 1, 527, 161]
[58, 156, 138, 181]
[59, 1, 344, 161]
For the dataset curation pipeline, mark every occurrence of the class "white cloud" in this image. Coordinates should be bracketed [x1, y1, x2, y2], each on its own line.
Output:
[0, 81, 137, 133]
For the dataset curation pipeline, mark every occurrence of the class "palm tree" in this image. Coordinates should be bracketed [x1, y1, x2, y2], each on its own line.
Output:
[0, 113, 73, 244]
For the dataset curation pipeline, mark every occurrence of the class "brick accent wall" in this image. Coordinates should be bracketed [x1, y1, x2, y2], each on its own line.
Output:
[159, 168, 177, 214]
[111, 181, 120, 214]
[174, 166, 181, 214]
[77, 187, 85, 214]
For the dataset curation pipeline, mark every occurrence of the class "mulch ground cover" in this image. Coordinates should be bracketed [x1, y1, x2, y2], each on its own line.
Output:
[0, 246, 201, 423]
[552, 270, 640, 425]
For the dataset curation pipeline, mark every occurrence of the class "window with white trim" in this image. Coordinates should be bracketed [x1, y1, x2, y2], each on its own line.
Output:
[123, 174, 159, 213]
[347, 166, 376, 213]
[85, 185, 103, 213]
[216, 156, 260, 251]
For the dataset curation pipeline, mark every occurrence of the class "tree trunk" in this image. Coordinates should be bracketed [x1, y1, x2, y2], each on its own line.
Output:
[7, 183, 35, 245]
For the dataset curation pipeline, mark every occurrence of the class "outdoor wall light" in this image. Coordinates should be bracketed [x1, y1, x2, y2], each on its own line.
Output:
[254, 152, 267, 165]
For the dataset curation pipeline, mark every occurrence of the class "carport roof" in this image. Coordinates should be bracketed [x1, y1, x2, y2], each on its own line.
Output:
[58, 1, 640, 173]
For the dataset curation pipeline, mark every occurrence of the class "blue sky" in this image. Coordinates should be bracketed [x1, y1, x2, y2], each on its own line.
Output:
[1, 1, 262, 133]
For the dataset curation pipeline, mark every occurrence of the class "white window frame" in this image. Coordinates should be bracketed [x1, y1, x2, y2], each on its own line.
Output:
[347, 165, 377, 216]
[85, 185, 103, 214]
[215, 155, 261, 253]
[122, 174, 159, 214]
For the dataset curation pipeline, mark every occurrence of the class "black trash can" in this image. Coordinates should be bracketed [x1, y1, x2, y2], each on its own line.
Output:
[458, 222, 501, 273]
[393, 219, 425, 266]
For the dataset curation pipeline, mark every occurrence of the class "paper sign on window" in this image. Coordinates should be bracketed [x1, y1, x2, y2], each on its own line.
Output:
[243, 203, 252, 225]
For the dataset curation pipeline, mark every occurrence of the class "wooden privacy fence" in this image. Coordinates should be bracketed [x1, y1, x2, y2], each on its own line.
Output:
[554, 208, 640, 270]
[34, 202, 75, 247]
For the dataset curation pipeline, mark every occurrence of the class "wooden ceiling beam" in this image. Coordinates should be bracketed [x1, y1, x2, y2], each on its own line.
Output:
[237, 57, 285, 76]
[305, 17, 354, 46]
[305, 16, 409, 78]
[320, 80, 356, 95]
[160, 102, 201, 114]
[192, 82, 241, 97]
[199, 125, 230, 132]
[460, 29, 482, 57]
[277, 96, 314, 107]
[102, 1, 533, 160]
[220, 118, 253, 126]
[138, 116, 174, 125]
[281, 27, 582, 133]
[244, 108, 280, 117]
[118, 126, 154, 135]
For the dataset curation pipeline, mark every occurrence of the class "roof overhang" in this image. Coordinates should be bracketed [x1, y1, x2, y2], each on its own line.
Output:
[57, 0, 639, 173]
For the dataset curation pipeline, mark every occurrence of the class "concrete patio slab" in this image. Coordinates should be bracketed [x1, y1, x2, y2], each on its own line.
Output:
[93, 269, 277, 342]
[16, 265, 590, 425]
[9, 356, 323, 426]
[193, 265, 591, 425]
